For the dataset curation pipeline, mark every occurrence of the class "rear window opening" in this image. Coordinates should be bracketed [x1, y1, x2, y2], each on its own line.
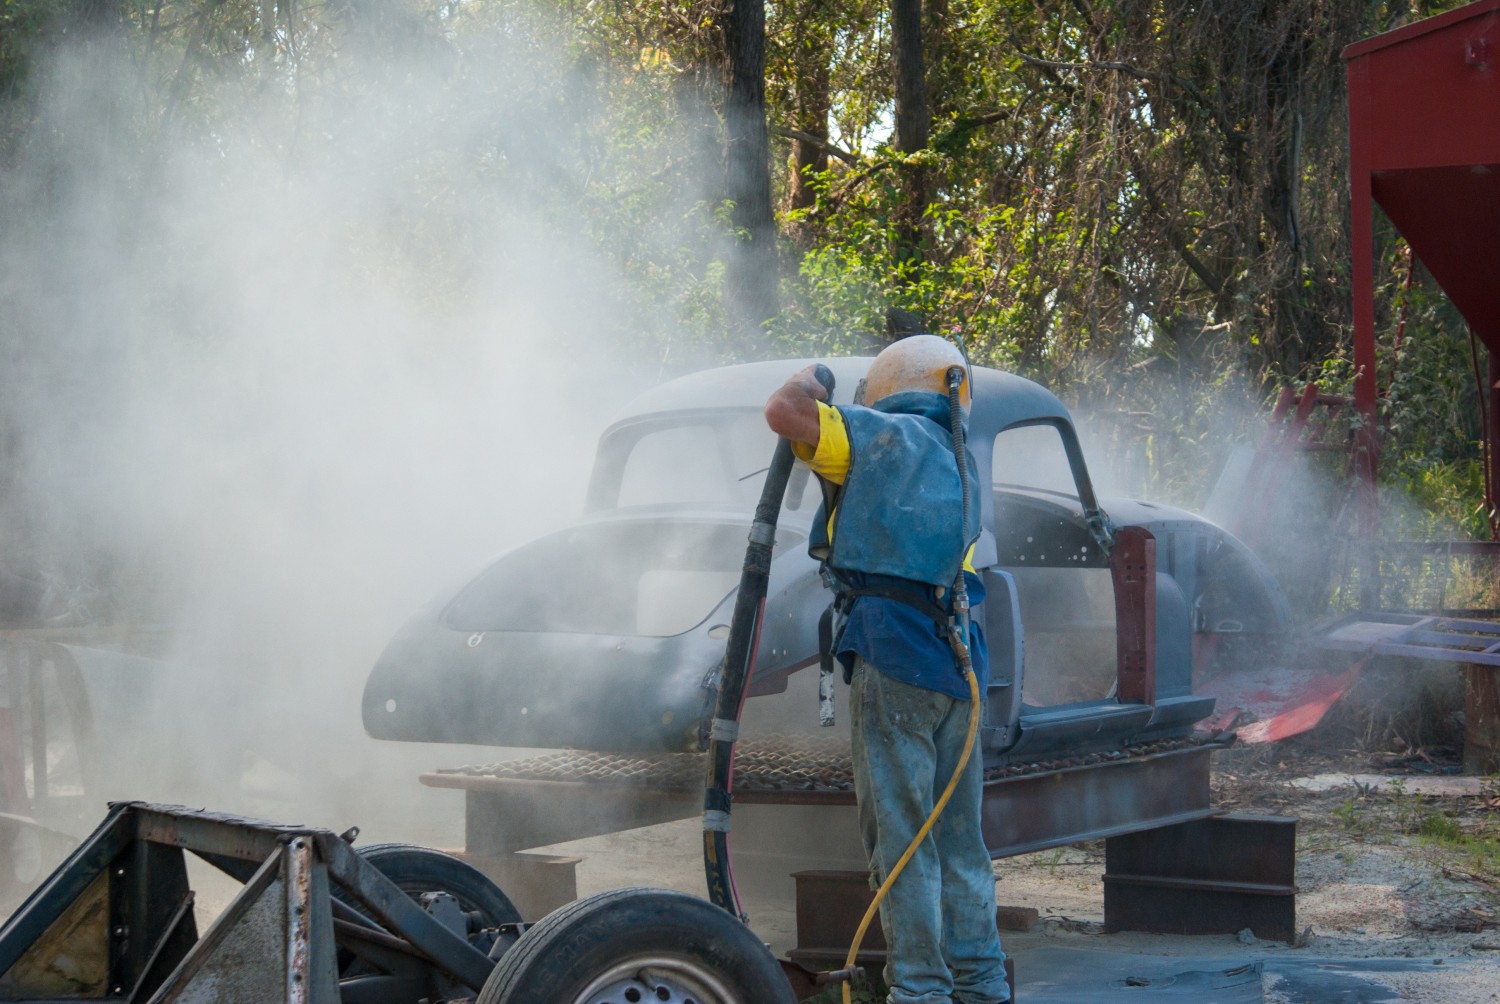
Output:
[444, 521, 804, 637]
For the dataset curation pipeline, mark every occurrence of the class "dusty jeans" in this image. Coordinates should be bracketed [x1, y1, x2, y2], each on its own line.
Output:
[850, 658, 1010, 1004]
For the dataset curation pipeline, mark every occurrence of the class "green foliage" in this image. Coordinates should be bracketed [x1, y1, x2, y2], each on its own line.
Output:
[806, 980, 887, 1004]
[1332, 796, 1377, 839]
[771, 164, 1028, 369]
[1384, 778, 1500, 878]
[12, 0, 755, 363]
[0, 0, 57, 96]
[1328, 779, 1500, 882]
[1373, 256, 1491, 540]
[1416, 811, 1500, 877]
[2, 0, 1492, 532]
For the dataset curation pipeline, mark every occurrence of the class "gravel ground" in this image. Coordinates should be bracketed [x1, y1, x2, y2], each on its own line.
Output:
[530, 736, 1500, 1002]
[4, 732, 1497, 1002]
[990, 739, 1500, 1002]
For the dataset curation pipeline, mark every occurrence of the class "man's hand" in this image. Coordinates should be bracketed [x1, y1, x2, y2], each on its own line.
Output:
[764, 364, 828, 447]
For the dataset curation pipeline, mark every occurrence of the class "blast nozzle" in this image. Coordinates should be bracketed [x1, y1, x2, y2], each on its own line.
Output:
[812, 363, 836, 399]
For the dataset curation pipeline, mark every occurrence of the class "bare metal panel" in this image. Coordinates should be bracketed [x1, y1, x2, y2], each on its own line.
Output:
[155, 853, 292, 1003]
[0, 867, 109, 997]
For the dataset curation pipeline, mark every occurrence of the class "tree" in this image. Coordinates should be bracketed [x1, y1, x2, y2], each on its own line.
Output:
[4, 0, 1484, 485]
[889, 0, 929, 269]
[720, 0, 779, 348]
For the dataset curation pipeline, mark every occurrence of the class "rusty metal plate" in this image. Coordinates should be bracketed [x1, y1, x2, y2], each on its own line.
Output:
[430, 733, 1229, 860]
[978, 740, 1222, 857]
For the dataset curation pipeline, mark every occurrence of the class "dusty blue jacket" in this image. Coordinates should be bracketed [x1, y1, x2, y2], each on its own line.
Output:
[810, 392, 987, 699]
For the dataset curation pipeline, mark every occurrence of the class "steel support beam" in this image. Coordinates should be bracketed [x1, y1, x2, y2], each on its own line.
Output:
[427, 741, 1226, 862]
[1104, 813, 1297, 944]
[979, 743, 1217, 858]
[1110, 527, 1157, 705]
[1466, 662, 1500, 773]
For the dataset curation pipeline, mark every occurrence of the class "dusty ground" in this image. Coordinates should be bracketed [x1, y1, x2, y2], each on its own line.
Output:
[1213, 740, 1499, 952]
[991, 737, 1500, 1002]
[991, 738, 1500, 950]
[527, 735, 1500, 1002]
[4, 732, 1498, 1001]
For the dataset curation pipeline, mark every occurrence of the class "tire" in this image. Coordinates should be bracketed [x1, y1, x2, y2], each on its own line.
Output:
[352, 842, 522, 929]
[336, 843, 521, 993]
[478, 887, 796, 1004]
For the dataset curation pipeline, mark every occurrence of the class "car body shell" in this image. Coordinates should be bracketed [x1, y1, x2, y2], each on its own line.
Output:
[362, 359, 1289, 763]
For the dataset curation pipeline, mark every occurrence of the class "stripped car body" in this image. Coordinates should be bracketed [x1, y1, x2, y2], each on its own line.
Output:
[362, 358, 1289, 763]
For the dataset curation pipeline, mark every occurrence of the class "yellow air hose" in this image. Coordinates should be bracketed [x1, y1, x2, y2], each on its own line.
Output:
[841, 663, 982, 1004]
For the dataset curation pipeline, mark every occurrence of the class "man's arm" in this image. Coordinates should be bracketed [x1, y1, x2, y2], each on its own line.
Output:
[764, 365, 830, 447]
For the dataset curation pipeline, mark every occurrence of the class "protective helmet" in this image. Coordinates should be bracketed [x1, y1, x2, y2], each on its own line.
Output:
[861, 334, 970, 409]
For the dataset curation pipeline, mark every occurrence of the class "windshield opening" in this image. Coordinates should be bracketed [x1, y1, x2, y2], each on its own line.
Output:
[599, 412, 820, 513]
[993, 421, 1081, 500]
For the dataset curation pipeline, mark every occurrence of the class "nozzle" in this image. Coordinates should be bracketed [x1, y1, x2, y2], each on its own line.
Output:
[816, 966, 866, 986]
[813, 363, 836, 399]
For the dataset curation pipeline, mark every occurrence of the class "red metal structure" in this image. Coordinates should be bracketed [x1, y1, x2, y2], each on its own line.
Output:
[1345, 0, 1500, 771]
[1345, 0, 1500, 546]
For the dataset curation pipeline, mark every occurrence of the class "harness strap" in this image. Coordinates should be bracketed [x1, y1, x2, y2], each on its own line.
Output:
[818, 604, 836, 675]
[835, 583, 951, 628]
[818, 604, 837, 727]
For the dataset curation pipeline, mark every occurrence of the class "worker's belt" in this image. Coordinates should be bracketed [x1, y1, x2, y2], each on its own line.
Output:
[833, 581, 952, 627]
[820, 579, 957, 686]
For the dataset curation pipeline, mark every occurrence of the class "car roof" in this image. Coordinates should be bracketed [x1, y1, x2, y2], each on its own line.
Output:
[610, 357, 1075, 438]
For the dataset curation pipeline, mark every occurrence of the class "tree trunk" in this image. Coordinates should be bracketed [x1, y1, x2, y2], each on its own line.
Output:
[788, 55, 830, 213]
[722, 0, 779, 350]
[891, 0, 930, 154]
[890, 0, 930, 270]
[923, 0, 954, 118]
[1466, 663, 1500, 775]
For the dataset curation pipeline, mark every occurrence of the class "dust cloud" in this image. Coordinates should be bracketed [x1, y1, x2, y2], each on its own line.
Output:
[0, 14, 715, 853]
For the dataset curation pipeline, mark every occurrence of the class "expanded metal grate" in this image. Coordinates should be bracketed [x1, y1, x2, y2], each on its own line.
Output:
[438, 733, 1219, 795]
[442, 735, 855, 792]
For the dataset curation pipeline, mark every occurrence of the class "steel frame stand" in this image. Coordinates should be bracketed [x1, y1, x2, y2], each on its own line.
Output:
[0, 802, 497, 1003]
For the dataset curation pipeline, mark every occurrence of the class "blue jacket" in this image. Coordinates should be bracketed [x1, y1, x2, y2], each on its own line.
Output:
[810, 391, 987, 700]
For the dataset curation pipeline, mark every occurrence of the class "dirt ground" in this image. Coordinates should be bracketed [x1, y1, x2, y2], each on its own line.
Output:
[991, 737, 1500, 950]
[993, 737, 1500, 1002]
[528, 734, 1500, 1003]
[3, 728, 1498, 1002]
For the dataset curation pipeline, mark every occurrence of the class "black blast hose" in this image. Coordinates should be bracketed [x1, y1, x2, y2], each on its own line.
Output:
[704, 363, 835, 919]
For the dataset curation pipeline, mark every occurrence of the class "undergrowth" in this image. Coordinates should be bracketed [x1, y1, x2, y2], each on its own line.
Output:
[1328, 776, 1500, 882]
[806, 982, 886, 1004]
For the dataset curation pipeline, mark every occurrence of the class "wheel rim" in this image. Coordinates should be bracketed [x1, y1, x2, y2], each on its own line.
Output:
[573, 954, 741, 1004]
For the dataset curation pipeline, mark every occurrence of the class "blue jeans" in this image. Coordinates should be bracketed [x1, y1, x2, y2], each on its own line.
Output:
[850, 658, 1010, 1004]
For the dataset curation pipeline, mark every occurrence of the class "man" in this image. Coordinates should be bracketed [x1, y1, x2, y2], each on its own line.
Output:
[764, 335, 1009, 1004]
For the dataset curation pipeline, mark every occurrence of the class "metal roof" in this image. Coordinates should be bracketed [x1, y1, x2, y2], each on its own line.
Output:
[610, 356, 1076, 438]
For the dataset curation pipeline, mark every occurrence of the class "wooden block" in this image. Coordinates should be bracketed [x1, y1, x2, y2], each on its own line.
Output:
[997, 904, 1039, 932]
[1466, 664, 1500, 775]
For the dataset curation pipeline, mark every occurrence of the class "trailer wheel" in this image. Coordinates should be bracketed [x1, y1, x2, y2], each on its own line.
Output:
[477, 887, 795, 1004]
[335, 842, 521, 984]
[352, 842, 522, 929]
